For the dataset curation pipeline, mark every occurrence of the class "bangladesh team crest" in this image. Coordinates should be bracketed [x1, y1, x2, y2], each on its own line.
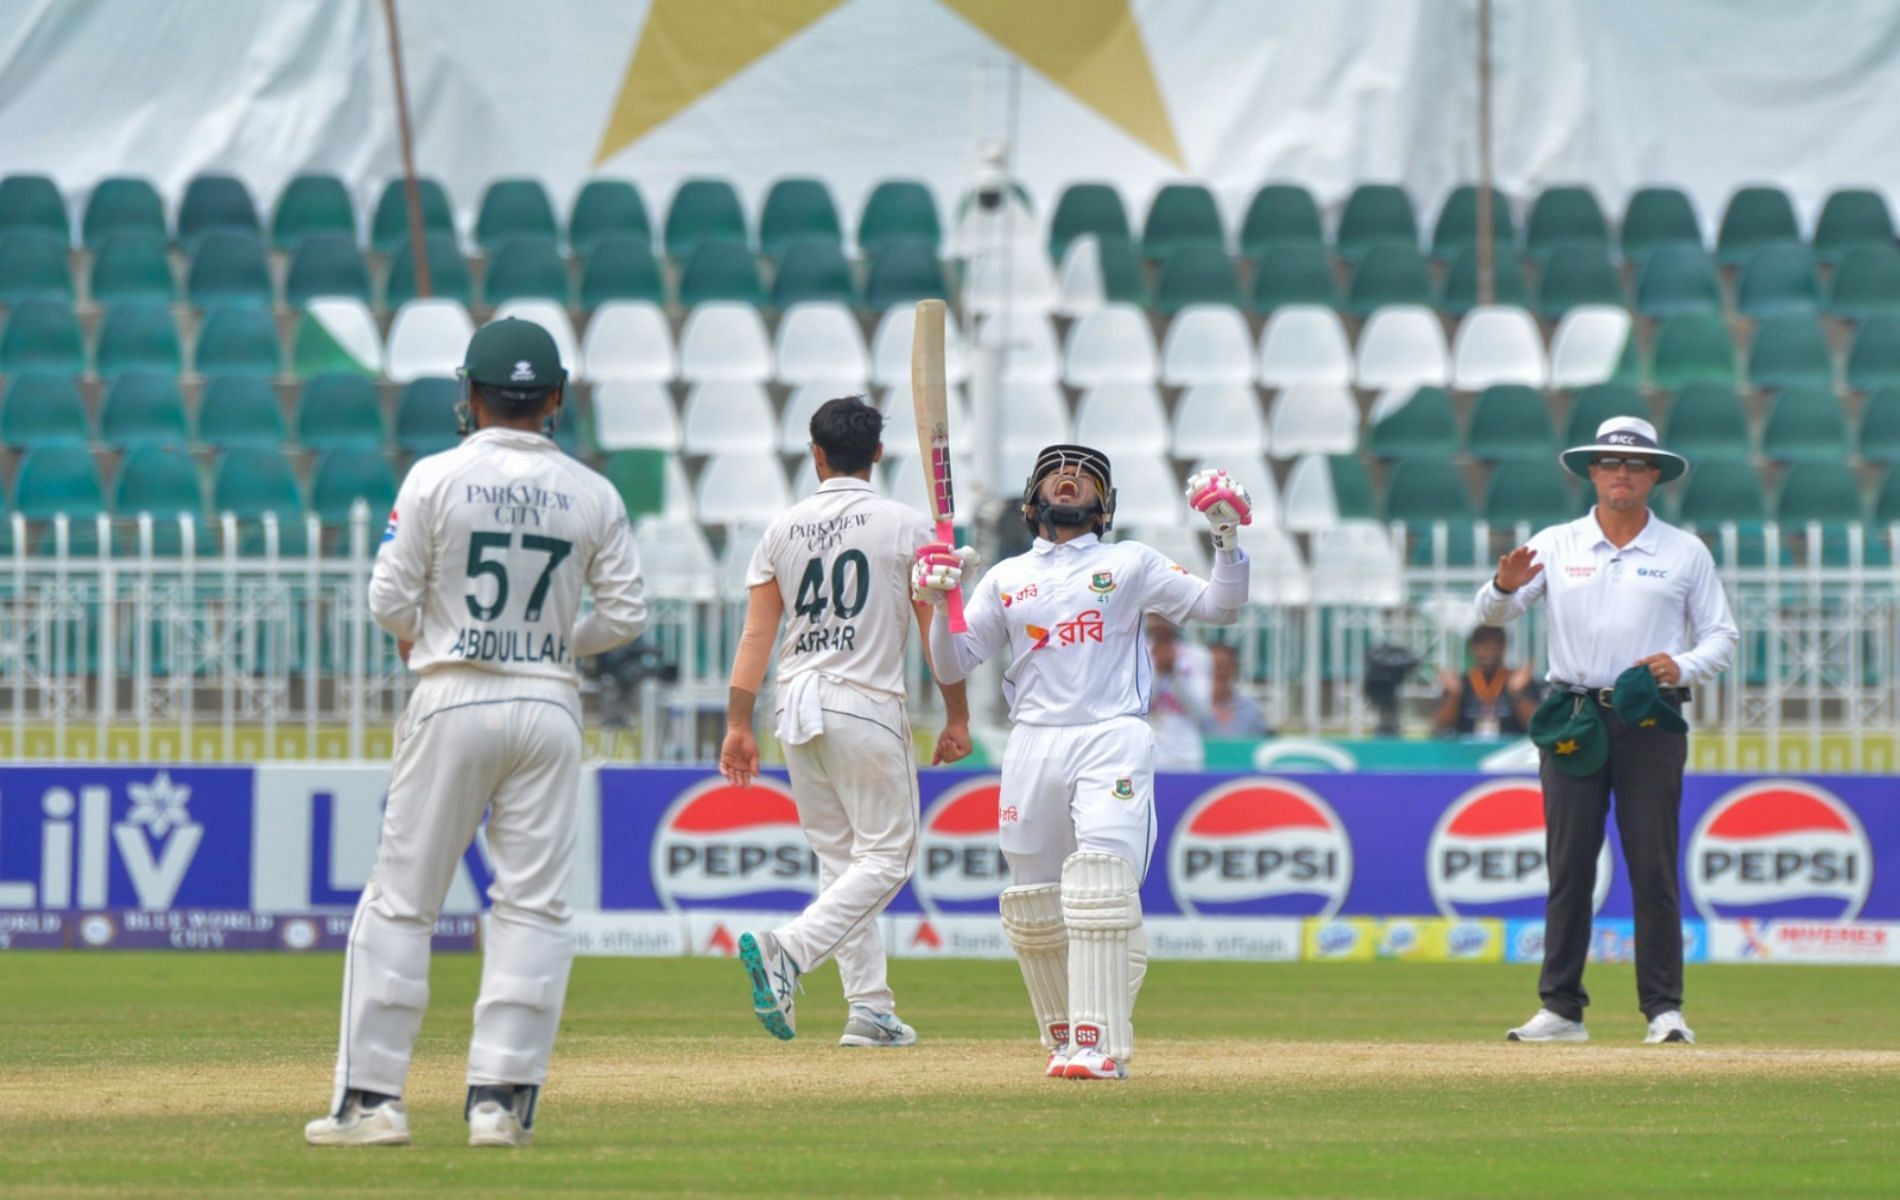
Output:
[1112, 778, 1135, 801]
[1089, 571, 1116, 594]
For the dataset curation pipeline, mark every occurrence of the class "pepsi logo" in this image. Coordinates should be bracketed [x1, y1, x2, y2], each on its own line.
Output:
[650, 777, 818, 911]
[1168, 779, 1353, 917]
[1427, 781, 1612, 917]
[914, 777, 1009, 913]
[1686, 782, 1871, 921]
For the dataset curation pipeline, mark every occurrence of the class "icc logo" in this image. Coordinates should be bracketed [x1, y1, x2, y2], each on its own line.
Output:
[0, 771, 206, 911]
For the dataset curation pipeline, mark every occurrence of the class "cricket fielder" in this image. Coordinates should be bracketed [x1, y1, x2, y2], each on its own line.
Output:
[720, 396, 971, 1046]
[305, 319, 647, 1148]
[915, 445, 1253, 1080]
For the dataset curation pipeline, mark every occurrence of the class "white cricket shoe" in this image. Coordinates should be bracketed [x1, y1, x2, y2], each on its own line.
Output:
[1644, 1011, 1696, 1044]
[1506, 1009, 1589, 1043]
[739, 930, 800, 1041]
[1044, 1042, 1072, 1079]
[838, 1005, 917, 1047]
[304, 1093, 410, 1146]
[1062, 1047, 1128, 1081]
[466, 1084, 536, 1147]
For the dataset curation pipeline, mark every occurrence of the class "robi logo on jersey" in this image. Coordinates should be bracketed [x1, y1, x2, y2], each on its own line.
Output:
[1687, 782, 1871, 921]
[650, 777, 818, 911]
[914, 777, 1008, 914]
[1168, 779, 1353, 917]
[1427, 781, 1612, 918]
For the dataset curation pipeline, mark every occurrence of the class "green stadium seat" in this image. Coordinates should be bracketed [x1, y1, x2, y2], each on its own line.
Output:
[311, 448, 398, 525]
[1619, 187, 1701, 262]
[1088, 234, 1151, 308]
[1, 299, 84, 374]
[1735, 242, 1821, 317]
[383, 233, 472, 307]
[1858, 388, 1900, 462]
[1747, 315, 1833, 390]
[196, 305, 283, 377]
[1664, 383, 1752, 462]
[1534, 242, 1625, 319]
[857, 180, 940, 257]
[298, 374, 385, 450]
[551, 393, 587, 455]
[116, 444, 202, 518]
[1524, 186, 1609, 260]
[1381, 458, 1470, 521]
[568, 179, 650, 256]
[1465, 384, 1557, 461]
[484, 237, 570, 305]
[1239, 184, 1323, 258]
[186, 230, 272, 308]
[1336, 184, 1417, 263]
[1825, 242, 1900, 320]
[177, 174, 260, 250]
[1, 372, 89, 446]
[270, 173, 354, 250]
[475, 179, 558, 251]
[100, 371, 188, 448]
[215, 447, 303, 518]
[677, 239, 765, 308]
[14, 444, 104, 521]
[196, 375, 287, 449]
[758, 178, 842, 259]
[1484, 459, 1578, 529]
[863, 240, 947, 310]
[1429, 185, 1515, 262]
[1636, 242, 1723, 316]
[580, 235, 664, 310]
[770, 238, 856, 308]
[0, 229, 73, 303]
[1775, 461, 1863, 523]
[1345, 243, 1432, 316]
[88, 230, 174, 305]
[285, 232, 372, 306]
[395, 377, 460, 455]
[604, 449, 669, 521]
[1813, 189, 1896, 264]
[1716, 186, 1799, 266]
[1847, 315, 1900, 390]
[1154, 244, 1242, 314]
[0, 174, 70, 242]
[95, 301, 182, 379]
[370, 178, 455, 255]
[291, 299, 381, 378]
[1762, 387, 1849, 463]
[1673, 460, 1768, 524]
[1141, 184, 1224, 259]
[1326, 453, 1378, 519]
[1439, 245, 1531, 316]
[1875, 468, 1900, 524]
[1049, 183, 1131, 263]
[82, 177, 166, 250]
[664, 179, 747, 259]
[1368, 386, 1458, 459]
[1564, 383, 1647, 447]
[1649, 313, 1737, 388]
[1249, 240, 1340, 314]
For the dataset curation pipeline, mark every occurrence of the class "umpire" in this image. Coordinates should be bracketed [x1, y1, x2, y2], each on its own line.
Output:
[1476, 417, 1737, 1045]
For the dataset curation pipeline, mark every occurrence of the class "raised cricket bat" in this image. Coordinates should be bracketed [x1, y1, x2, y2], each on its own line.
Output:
[911, 299, 968, 633]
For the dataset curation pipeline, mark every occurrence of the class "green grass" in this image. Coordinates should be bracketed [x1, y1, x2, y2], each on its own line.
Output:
[1, 954, 1896, 1197]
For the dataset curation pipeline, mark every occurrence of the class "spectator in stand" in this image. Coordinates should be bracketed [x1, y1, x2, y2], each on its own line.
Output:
[1145, 614, 1210, 769]
[1202, 642, 1271, 739]
[1431, 626, 1539, 739]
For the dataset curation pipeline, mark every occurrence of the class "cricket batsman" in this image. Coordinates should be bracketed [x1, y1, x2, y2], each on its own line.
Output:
[720, 396, 971, 1046]
[915, 446, 1253, 1079]
[305, 318, 647, 1147]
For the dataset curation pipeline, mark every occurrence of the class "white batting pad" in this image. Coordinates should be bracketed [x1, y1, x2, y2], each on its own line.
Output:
[1062, 851, 1141, 1063]
[999, 883, 1069, 1050]
[468, 909, 576, 1087]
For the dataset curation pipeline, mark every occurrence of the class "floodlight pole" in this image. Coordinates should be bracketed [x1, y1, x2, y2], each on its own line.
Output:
[1476, 0, 1494, 307]
[381, 0, 432, 298]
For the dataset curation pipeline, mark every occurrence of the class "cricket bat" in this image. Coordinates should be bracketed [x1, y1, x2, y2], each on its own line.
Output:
[911, 299, 968, 633]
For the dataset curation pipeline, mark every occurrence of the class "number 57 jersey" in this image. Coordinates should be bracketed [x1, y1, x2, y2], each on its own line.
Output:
[747, 476, 933, 701]
[369, 426, 648, 683]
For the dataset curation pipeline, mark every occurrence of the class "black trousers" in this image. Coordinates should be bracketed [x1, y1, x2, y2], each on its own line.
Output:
[1537, 706, 1688, 1021]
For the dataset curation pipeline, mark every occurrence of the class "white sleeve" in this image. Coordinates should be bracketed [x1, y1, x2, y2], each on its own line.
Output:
[928, 564, 1008, 684]
[573, 489, 648, 657]
[1672, 543, 1739, 684]
[1475, 530, 1552, 625]
[743, 518, 783, 588]
[367, 468, 430, 642]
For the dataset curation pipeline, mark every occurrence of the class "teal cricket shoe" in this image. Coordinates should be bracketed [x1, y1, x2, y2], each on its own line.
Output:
[738, 930, 801, 1041]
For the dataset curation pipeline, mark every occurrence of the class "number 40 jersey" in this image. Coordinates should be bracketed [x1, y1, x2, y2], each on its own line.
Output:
[746, 476, 933, 701]
[369, 426, 648, 683]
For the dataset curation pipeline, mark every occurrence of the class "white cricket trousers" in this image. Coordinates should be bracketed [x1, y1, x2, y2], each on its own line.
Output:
[999, 715, 1158, 886]
[773, 677, 919, 1012]
[332, 667, 583, 1109]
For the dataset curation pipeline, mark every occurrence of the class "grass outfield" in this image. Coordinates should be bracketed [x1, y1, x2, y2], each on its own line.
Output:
[1, 954, 1896, 1197]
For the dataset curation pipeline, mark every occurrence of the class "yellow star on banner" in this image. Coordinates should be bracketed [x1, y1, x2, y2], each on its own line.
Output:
[1556, 739, 1578, 755]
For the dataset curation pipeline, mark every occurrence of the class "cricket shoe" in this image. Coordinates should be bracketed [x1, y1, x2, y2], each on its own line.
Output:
[739, 930, 801, 1041]
[1062, 1047, 1128, 1081]
[304, 1091, 410, 1146]
[839, 1005, 917, 1047]
[466, 1083, 538, 1147]
[1044, 1042, 1072, 1079]
[1506, 1009, 1589, 1043]
[1644, 1011, 1696, 1045]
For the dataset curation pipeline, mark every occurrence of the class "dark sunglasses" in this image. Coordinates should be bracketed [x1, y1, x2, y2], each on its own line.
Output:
[1592, 456, 1657, 472]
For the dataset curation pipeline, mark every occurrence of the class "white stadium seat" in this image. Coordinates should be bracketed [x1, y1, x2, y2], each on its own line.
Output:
[695, 452, 790, 525]
[678, 302, 773, 382]
[871, 304, 969, 386]
[1268, 384, 1359, 456]
[1549, 305, 1633, 389]
[1171, 382, 1266, 460]
[681, 382, 776, 455]
[773, 302, 869, 385]
[1056, 235, 1110, 317]
[300, 298, 383, 376]
[1000, 379, 1072, 452]
[1451, 305, 1549, 389]
[1256, 305, 1353, 388]
[1074, 383, 1168, 453]
[1161, 304, 1254, 386]
[581, 301, 675, 382]
[1309, 520, 1404, 607]
[977, 310, 1061, 382]
[1063, 303, 1158, 386]
[1353, 304, 1449, 391]
[385, 299, 474, 383]
[592, 380, 680, 451]
[1280, 452, 1346, 532]
[879, 382, 969, 458]
[963, 251, 1060, 316]
[492, 299, 582, 380]
[633, 517, 717, 600]
[717, 520, 775, 592]
[1108, 452, 1185, 527]
[886, 451, 974, 516]
[1244, 524, 1313, 605]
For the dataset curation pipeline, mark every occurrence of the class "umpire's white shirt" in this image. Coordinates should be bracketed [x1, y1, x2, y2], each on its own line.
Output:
[369, 427, 648, 682]
[1475, 507, 1738, 688]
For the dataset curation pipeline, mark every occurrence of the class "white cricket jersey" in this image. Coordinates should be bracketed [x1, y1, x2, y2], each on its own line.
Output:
[1475, 507, 1738, 688]
[746, 476, 934, 700]
[369, 426, 648, 683]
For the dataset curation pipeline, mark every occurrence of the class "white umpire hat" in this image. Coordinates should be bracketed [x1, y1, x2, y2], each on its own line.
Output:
[1559, 416, 1689, 484]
